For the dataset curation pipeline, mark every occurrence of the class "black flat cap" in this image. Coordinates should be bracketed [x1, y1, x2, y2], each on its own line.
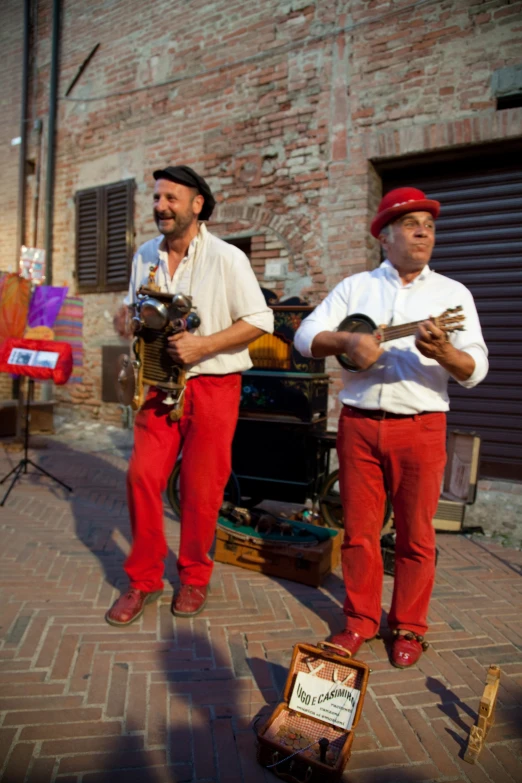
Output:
[153, 165, 216, 220]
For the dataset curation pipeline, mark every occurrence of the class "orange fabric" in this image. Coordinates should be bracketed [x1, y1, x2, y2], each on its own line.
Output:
[0, 274, 32, 344]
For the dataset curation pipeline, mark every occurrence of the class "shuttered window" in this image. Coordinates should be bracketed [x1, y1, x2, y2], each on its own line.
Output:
[75, 179, 135, 293]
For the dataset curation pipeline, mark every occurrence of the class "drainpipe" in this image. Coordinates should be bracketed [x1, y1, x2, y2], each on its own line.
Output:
[13, 0, 31, 414]
[44, 0, 61, 285]
[32, 118, 43, 246]
[16, 0, 31, 268]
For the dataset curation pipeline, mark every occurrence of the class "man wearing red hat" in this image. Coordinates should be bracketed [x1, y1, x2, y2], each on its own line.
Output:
[107, 165, 273, 625]
[295, 187, 488, 668]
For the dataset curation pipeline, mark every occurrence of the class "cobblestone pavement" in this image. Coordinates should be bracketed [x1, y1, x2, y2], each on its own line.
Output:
[0, 430, 521, 783]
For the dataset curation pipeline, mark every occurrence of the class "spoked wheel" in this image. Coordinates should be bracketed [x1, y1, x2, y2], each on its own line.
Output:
[318, 469, 393, 530]
[166, 459, 241, 517]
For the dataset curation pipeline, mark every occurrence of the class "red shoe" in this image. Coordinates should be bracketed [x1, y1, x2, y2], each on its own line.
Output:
[105, 588, 163, 626]
[391, 631, 429, 669]
[172, 584, 209, 617]
[329, 629, 367, 657]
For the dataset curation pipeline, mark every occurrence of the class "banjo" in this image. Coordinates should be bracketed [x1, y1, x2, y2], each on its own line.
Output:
[336, 306, 465, 372]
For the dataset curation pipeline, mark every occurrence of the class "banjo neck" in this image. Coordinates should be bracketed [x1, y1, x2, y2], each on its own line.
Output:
[375, 320, 425, 343]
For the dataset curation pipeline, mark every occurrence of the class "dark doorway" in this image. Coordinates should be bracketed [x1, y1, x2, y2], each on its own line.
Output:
[378, 140, 522, 481]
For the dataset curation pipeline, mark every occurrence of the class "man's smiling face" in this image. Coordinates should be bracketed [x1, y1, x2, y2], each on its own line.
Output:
[153, 179, 203, 238]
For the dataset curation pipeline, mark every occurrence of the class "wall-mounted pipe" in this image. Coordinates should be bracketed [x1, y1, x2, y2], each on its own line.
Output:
[16, 0, 31, 268]
[44, 0, 61, 285]
[32, 118, 43, 246]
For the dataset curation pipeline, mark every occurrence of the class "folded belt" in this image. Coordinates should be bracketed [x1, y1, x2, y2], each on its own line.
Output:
[344, 405, 432, 420]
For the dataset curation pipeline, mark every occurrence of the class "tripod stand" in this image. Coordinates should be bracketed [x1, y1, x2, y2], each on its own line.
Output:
[0, 379, 73, 506]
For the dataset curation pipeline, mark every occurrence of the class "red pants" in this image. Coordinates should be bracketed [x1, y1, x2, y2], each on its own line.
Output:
[125, 374, 241, 591]
[337, 406, 446, 639]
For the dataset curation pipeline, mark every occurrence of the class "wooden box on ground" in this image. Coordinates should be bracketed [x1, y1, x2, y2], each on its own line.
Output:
[214, 516, 341, 587]
[0, 399, 55, 436]
[257, 642, 370, 782]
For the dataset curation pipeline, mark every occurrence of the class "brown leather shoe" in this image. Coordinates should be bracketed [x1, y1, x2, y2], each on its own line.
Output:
[329, 629, 367, 657]
[171, 584, 209, 617]
[105, 588, 162, 627]
[391, 631, 429, 669]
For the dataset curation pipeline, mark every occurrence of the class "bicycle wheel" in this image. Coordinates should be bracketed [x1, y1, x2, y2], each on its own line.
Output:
[166, 459, 241, 517]
[318, 469, 392, 529]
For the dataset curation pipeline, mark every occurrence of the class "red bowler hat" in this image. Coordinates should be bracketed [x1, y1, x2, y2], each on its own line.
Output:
[371, 187, 440, 238]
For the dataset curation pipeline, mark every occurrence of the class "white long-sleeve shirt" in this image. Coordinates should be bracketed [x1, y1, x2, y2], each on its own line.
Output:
[294, 260, 488, 415]
[125, 223, 273, 377]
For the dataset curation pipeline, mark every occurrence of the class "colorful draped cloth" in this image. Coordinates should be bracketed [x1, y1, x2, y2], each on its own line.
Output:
[27, 285, 69, 329]
[0, 273, 32, 345]
[54, 296, 84, 383]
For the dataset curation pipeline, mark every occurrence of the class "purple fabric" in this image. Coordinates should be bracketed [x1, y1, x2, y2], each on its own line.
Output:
[27, 285, 69, 329]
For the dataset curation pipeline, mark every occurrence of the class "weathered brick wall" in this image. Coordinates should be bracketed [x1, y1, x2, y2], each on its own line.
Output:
[0, 1, 23, 405]
[0, 0, 23, 273]
[1, 0, 521, 423]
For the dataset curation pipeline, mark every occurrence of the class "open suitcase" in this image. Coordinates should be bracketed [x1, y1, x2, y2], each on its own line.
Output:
[257, 642, 370, 782]
[215, 515, 341, 587]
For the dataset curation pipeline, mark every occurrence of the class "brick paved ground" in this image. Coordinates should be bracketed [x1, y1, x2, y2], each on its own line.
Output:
[1, 439, 521, 783]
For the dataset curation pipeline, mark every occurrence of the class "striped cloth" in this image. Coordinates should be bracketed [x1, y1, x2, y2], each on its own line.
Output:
[53, 296, 84, 383]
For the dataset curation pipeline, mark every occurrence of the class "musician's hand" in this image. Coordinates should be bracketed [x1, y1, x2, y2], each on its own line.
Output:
[344, 333, 383, 370]
[113, 306, 132, 339]
[415, 319, 450, 361]
[167, 332, 211, 365]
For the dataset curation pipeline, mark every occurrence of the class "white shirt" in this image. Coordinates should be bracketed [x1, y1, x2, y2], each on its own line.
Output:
[125, 223, 274, 377]
[294, 260, 488, 414]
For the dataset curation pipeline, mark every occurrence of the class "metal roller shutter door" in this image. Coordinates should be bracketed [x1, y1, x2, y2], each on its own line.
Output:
[382, 157, 522, 481]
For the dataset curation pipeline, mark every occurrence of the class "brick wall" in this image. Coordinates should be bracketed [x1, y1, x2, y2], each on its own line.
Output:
[0, 0, 521, 424]
[0, 0, 23, 272]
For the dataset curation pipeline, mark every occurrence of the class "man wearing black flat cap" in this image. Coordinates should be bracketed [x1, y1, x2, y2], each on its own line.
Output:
[108, 165, 273, 626]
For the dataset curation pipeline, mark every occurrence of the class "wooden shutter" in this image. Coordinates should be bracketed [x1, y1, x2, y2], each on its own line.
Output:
[381, 145, 522, 481]
[104, 180, 134, 289]
[76, 179, 134, 293]
[76, 188, 101, 289]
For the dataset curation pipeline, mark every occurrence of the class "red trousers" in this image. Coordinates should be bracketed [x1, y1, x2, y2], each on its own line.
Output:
[125, 374, 241, 591]
[337, 406, 447, 639]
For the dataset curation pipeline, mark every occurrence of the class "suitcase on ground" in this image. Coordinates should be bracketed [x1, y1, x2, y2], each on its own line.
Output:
[433, 430, 481, 531]
[257, 641, 370, 782]
[386, 430, 482, 533]
[214, 515, 341, 587]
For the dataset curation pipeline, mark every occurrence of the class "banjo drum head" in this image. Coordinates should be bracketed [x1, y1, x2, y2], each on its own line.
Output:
[336, 313, 376, 372]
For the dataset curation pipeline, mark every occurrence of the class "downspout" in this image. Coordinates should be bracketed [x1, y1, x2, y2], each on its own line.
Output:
[43, 0, 61, 285]
[13, 0, 31, 416]
[16, 0, 31, 267]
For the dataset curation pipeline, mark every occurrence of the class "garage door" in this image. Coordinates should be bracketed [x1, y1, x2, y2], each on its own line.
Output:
[381, 149, 522, 481]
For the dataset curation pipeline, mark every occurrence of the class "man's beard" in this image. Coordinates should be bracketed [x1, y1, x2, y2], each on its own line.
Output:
[155, 209, 194, 238]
